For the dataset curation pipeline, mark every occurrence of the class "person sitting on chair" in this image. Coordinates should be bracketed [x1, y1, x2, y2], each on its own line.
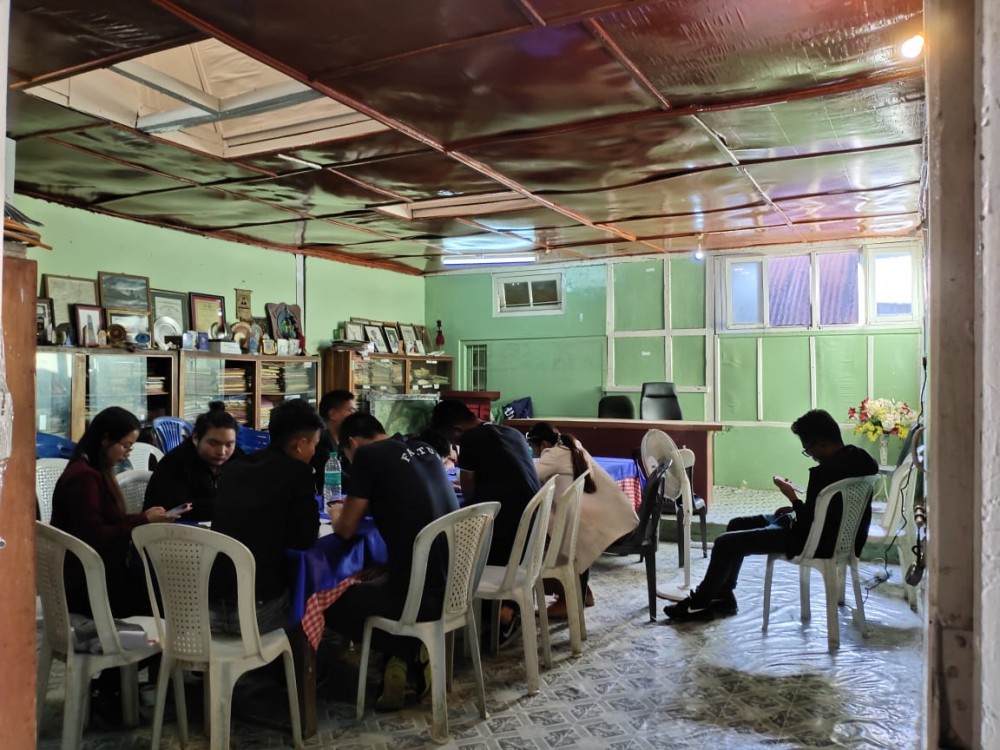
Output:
[325, 413, 458, 710]
[526, 422, 638, 618]
[210, 400, 322, 634]
[664, 409, 878, 622]
[142, 402, 243, 523]
[310, 389, 357, 493]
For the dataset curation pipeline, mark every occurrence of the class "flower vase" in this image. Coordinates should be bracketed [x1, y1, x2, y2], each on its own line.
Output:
[878, 434, 889, 466]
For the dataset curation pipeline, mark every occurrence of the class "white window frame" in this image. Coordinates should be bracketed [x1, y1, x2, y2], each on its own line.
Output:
[493, 271, 564, 317]
[719, 244, 920, 332]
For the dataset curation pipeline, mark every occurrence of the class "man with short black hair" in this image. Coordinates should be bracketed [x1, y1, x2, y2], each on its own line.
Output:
[325, 412, 458, 710]
[210, 399, 323, 633]
[310, 389, 357, 493]
[664, 408, 878, 623]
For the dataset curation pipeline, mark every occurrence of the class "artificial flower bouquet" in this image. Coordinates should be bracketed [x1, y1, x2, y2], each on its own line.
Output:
[847, 398, 917, 441]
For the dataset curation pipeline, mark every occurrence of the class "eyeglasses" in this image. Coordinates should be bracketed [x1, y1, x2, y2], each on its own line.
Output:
[118, 440, 135, 452]
[801, 448, 811, 457]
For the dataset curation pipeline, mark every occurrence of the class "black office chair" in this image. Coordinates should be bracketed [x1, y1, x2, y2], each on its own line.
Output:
[639, 382, 682, 420]
[604, 462, 667, 621]
[598, 395, 635, 419]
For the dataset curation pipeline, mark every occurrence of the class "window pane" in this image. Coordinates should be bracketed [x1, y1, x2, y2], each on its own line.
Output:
[818, 251, 861, 325]
[730, 261, 763, 325]
[530, 279, 559, 305]
[767, 255, 811, 326]
[502, 281, 530, 307]
[873, 252, 913, 317]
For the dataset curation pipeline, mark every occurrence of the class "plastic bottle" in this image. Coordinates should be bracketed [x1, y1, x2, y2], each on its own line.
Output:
[323, 453, 343, 505]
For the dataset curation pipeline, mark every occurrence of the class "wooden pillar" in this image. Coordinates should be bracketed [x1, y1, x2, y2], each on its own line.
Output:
[0, 253, 39, 746]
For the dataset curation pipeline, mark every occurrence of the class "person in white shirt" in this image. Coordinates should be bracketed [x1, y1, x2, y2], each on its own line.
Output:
[527, 422, 639, 618]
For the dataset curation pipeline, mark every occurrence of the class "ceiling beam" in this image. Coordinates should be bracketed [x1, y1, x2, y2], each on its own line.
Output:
[110, 60, 220, 113]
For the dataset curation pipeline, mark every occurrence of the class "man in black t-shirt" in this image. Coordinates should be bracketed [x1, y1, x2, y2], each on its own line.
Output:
[325, 413, 458, 710]
[664, 409, 878, 623]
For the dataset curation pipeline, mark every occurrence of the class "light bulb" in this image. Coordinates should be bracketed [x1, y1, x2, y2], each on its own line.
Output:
[693, 249, 705, 261]
[900, 34, 924, 59]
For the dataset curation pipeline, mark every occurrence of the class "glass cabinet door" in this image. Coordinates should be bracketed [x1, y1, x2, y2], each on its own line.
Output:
[408, 357, 453, 394]
[259, 359, 318, 428]
[352, 356, 405, 395]
[88, 354, 147, 422]
[183, 355, 253, 426]
[36, 350, 74, 438]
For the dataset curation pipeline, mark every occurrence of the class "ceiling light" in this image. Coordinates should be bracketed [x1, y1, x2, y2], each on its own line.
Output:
[693, 249, 705, 260]
[440, 253, 537, 266]
[900, 34, 924, 59]
[375, 192, 537, 220]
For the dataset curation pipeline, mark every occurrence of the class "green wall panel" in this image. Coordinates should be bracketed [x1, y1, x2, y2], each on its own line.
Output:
[613, 260, 663, 331]
[672, 335, 706, 386]
[815, 335, 868, 419]
[479, 337, 605, 417]
[670, 257, 706, 329]
[761, 336, 811, 421]
[677, 392, 705, 421]
[614, 337, 665, 386]
[873, 333, 921, 407]
[719, 337, 758, 421]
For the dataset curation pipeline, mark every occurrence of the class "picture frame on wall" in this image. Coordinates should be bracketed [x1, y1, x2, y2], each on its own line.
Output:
[42, 274, 98, 326]
[151, 289, 189, 330]
[344, 322, 364, 342]
[382, 324, 401, 354]
[364, 324, 389, 354]
[36, 297, 53, 341]
[106, 309, 151, 339]
[98, 272, 151, 312]
[73, 305, 103, 347]
[189, 293, 226, 334]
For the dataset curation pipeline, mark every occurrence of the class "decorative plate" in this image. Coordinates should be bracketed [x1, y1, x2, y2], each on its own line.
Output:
[153, 316, 181, 350]
[209, 321, 227, 340]
[231, 321, 252, 349]
[107, 324, 127, 345]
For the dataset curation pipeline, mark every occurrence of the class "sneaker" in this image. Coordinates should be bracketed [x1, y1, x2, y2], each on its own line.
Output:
[497, 610, 522, 647]
[375, 657, 407, 711]
[710, 591, 738, 617]
[662, 596, 714, 622]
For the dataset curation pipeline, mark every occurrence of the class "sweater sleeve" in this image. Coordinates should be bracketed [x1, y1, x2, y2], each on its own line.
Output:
[56, 470, 147, 554]
[283, 472, 320, 551]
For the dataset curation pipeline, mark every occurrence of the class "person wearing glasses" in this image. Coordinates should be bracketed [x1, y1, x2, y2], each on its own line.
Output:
[664, 409, 877, 623]
[50, 406, 178, 619]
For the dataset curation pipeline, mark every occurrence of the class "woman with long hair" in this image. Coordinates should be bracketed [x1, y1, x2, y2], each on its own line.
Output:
[50, 406, 177, 617]
[527, 421, 638, 617]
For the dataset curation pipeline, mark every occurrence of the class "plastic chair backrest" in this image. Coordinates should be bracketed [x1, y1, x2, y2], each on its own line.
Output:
[396, 502, 500, 626]
[797, 476, 878, 563]
[543, 470, 590, 569]
[117, 469, 153, 514]
[132, 524, 262, 663]
[881, 453, 917, 535]
[152, 417, 193, 454]
[128, 442, 163, 472]
[36, 458, 68, 524]
[639, 382, 683, 421]
[236, 426, 271, 454]
[497, 477, 556, 591]
[598, 395, 635, 419]
[37, 432, 75, 459]
[35, 522, 125, 657]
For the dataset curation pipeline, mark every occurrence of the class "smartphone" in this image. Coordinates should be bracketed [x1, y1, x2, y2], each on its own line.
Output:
[166, 502, 193, 516]
[773, 476, 805, 493]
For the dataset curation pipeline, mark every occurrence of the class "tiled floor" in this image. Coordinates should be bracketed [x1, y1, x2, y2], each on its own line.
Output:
[39, 538, 924, 750]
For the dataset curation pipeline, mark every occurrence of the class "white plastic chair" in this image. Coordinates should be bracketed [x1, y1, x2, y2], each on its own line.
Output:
[35, 522, 160, 750]
[762, 476, 878, 651]
[881, 454, 921, 609]
[475, 477, 557, 694]
[128, 442, 164, 472]
[36, 458, 68, 524]
[117, 469, 153, 515]
[132, 523, 303, 750]
[536, 471, 590, 666]
[356, 502, 500, 743]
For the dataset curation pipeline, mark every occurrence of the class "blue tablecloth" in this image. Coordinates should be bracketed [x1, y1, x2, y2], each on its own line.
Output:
[594, 455, 641, 484]
[285, 519, 388, 627]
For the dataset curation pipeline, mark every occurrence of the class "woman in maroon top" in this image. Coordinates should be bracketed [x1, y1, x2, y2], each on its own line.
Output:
[50, 406, 176, 617]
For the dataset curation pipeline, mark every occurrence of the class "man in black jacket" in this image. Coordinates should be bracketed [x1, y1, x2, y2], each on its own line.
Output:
[664, 409, 878, 622]
[210, 399, 322, 633]
[143, 403, 243, 522]
[309, 389, 356, 493]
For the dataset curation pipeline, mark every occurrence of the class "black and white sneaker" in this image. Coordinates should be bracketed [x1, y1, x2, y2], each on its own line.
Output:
[662, 596, 714, 622]
[710, 591, 738, 617]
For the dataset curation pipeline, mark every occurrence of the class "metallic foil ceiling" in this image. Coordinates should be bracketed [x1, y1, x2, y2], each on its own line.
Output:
[7, 0, 924, 274]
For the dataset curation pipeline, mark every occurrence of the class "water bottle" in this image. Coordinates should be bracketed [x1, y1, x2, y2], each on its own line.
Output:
[323, 453, 343, 504]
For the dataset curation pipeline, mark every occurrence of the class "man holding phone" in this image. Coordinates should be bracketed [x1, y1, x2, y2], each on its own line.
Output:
[664, 409, 878, 622]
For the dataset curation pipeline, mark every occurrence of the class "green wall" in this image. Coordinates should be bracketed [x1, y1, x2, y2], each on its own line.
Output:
[18, 196, 424, 353]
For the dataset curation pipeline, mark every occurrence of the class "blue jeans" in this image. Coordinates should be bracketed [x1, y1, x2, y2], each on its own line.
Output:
[692, 514, 791, 602]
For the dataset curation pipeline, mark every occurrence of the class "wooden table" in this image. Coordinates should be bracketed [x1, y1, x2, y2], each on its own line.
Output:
[508, 418, 724, 506]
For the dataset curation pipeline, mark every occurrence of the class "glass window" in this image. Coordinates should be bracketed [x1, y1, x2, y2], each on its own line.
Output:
[818, 251, 861, 326]
[468, 344, 488, 391]
[767, 255, 811, 327]
[501, 281, 530, 308]
[495, 272, 563, 315]
[730, 261, 763, 326]
[530, 278, 559, 306]
[872, 252, 914, 318]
